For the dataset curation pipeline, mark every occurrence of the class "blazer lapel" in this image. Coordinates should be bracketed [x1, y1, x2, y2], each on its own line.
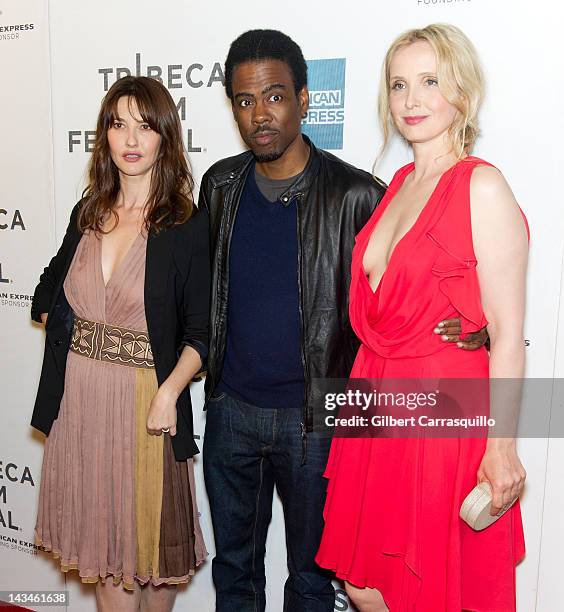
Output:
[145, 227, 174, 348]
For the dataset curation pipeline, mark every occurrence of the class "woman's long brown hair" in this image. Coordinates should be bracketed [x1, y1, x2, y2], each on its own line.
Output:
[78, 76, 194, 233]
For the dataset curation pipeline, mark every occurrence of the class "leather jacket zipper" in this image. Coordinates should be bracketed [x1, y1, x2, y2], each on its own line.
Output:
[295, 193, 309, 465]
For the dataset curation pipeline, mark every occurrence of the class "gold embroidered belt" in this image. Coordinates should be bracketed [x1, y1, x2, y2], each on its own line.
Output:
[70, 316, 154, 369]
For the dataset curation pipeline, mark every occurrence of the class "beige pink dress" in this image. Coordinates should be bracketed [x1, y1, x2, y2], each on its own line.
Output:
[35, 230, 207, 588]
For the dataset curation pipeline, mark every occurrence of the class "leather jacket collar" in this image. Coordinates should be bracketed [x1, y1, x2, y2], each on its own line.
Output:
[209, 134, 321, 206]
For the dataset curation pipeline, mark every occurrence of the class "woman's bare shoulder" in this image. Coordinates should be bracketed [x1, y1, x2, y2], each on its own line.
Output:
[470, 164, 521, 220]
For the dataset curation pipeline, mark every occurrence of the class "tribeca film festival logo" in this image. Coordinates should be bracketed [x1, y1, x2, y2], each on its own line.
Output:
[68, 52, 225, 156]
[0, 459, 40, 557]
[302, 58, 346, 150]
[0, 8, 35, 42]
[68, 53, 347, 155]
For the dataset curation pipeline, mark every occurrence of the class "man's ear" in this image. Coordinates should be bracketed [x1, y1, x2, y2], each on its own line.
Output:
[298, 86, 309, 118]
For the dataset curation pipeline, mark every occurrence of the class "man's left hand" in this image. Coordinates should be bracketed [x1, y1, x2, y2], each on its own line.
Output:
[433, 318, 488, 350]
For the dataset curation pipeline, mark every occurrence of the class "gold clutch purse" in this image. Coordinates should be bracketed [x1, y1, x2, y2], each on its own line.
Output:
[460, 482, 518, 531]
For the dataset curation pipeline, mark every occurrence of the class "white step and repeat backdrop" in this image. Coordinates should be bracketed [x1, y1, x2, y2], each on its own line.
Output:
[1, 0, 563, 610]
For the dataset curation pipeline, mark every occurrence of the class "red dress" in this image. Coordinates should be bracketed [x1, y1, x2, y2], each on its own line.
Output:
[316, 157, 526, 611]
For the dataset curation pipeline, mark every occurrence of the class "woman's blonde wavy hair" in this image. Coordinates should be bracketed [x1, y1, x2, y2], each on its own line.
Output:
[378, 23, 484, 159]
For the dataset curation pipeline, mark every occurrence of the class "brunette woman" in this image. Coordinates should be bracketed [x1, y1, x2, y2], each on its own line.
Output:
[31, 76, 208, 612]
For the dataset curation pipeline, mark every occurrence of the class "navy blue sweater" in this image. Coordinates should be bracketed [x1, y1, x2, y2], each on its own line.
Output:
[217, 168, 304, 408]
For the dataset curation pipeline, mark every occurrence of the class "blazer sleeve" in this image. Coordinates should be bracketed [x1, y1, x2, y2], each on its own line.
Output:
[30, 202, 81, 323]
[176, 209, 211, 366]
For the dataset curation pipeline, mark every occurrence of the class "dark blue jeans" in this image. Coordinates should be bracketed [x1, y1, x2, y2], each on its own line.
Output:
[203, 391, 335, 612]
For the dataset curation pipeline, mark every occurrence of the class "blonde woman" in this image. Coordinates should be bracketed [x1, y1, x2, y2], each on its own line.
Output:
[316, 25, 528, 611]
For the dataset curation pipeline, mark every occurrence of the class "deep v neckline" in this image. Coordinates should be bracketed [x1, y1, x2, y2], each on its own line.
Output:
[362, 159, 463, 295]
[99, 231, 143, 289]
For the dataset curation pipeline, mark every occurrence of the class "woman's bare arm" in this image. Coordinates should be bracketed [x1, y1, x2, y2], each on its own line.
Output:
[470, 164, 529, 514]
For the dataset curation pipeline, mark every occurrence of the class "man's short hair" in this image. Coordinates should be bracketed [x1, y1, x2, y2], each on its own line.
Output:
[224, 29, 307, 100]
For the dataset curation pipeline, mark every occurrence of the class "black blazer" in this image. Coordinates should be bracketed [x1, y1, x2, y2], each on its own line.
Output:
[30, 202, 210, 460]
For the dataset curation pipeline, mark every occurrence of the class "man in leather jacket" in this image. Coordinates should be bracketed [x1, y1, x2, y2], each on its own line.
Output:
[200, 29, 483, 612]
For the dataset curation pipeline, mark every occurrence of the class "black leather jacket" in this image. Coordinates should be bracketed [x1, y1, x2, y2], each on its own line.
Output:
[199, 136, 386, 432]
